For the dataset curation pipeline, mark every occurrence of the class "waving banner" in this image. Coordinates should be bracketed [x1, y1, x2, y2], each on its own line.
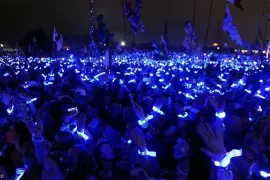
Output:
[223, 5, 243, 47]
[183, 20, 199, 50]
[267, 41, 270, 59]
[227, 0, 244, 11]
[122, 0, 145, 34]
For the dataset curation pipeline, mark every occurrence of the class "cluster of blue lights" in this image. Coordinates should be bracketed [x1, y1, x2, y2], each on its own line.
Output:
[0, 50, 269, 170]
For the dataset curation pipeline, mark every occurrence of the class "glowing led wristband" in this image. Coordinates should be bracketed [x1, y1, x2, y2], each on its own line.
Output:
[26, 98, 37, 104]
[138, 149, 156, 157]
[7, 105, 14, 115]
[260, 170, 270, 178]
[15, 167, 27, 180]
[215, 112, 226, 119]
[76, 129, 89, 140]
[152, 106, 165, 115]
[213, 149, 242, 168]
[138, 115, 154, 126]
[178, 112, 188, 118]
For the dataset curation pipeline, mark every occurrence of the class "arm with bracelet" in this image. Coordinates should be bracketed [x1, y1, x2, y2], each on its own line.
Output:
[196, 119, 237, 180]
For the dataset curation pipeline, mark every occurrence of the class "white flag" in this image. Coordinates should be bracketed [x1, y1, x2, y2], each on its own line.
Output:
[56, 34, 64, 52]
[103, 49, 110, 67]
[223, 5, 243, 47]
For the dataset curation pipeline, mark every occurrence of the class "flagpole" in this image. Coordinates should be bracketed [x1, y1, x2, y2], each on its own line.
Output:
[121, 0, 127, 41]
[263, 0, 270, 47]
[52, 30, 54, 58]
[190, 0, 197, 54]
[254, 0, 268, 45]
[164, 19, 168, 43]
[204, 0, 214, 49]
[90, 0, 95, 57]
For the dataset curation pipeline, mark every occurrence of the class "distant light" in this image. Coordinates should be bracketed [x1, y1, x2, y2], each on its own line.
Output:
[121, 41, 126, 46]
[213, 43, 218, 47]
[0, 44, 3, 48]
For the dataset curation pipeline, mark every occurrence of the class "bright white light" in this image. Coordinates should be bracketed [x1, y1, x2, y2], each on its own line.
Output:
[0, 44, 3, 47]
[120, 41, 126, 46]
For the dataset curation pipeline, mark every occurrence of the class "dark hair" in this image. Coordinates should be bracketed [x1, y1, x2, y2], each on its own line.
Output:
[72, 150, 97, 179]
[13, 121, 32, 149]
[0, 156, 16, 179]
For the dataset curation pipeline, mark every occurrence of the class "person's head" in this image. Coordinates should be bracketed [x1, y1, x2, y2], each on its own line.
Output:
[226, 108, 250, 134]
[0, 156, 16, 180]
[52, 131, 76, 152]
[42, 152, 71, 180]
[73, 88, 87, 105]
[94, 138, 115, 170]
[173, 137, 190, 160]
[68, 148, 96, 179]
[6, 121, 32, 150]
[254, 116, 270, 136]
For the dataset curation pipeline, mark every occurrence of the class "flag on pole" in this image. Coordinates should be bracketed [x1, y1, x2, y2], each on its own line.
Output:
[122, 0, 145, 35]
[223, 5, 243, 47]
[267, 41, 270, 59]
[53, 27, 64, 52]
[182, 21, 199, 50]
[56, 34, 64, 52]
[53, 28, 58, 42]
[103, 49, 110, 67]
[16, 42, 25, 57]
[161, 35, 168, 54]
[227, 0, 244, 11]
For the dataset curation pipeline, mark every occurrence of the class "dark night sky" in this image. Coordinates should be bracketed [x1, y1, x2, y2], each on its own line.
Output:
[0, 0, 269, 46]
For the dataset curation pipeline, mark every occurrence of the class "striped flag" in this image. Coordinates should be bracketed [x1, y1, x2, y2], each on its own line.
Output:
[227, 0, 244, 11]
[223, 5, 243, 47]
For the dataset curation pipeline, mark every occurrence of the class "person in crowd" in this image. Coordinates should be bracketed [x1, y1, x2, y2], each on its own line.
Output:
[0, 50, 269, 180]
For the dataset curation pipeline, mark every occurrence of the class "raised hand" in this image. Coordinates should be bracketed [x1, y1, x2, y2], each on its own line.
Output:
[130, 168, 150, 180]
[191, 94, 208, 109]
[133, 103, 145, 120]
[77, 113, 86, 132]
[154, 96, 168, 109]
[196, 120, 226, 161]
[131, 127, 146, 150]
[208, 96, 225, 113]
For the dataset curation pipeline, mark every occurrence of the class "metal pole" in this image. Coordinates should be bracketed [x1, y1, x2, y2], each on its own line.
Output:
[90, 0, 95, 57]
[190, 0, 197, 54]
[204, 0, 214, 48]
[263, 0, 270, 47]
[254, 0, 268, 45]
[121, 0, 127, 41]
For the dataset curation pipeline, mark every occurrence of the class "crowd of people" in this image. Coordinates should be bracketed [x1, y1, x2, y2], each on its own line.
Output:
[0, 51, 269, 180]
